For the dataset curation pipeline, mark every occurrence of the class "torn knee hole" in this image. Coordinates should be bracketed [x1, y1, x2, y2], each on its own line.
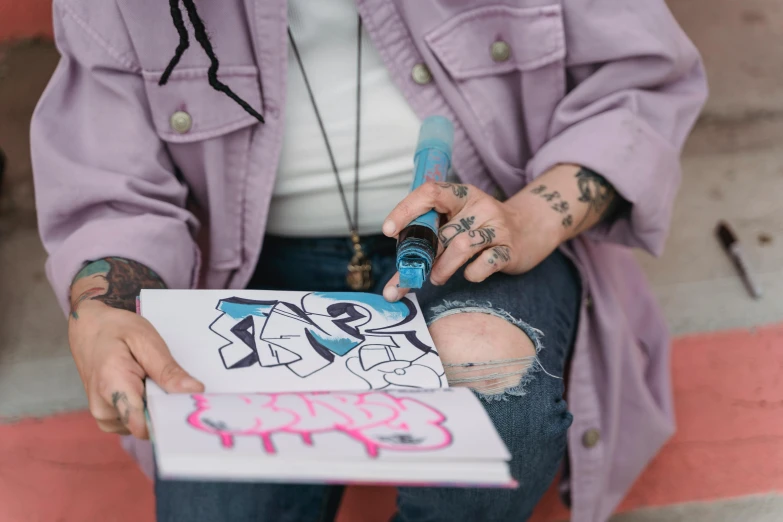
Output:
[444, 357, 537, 396]
[427, 300, 545, 354]
[427, 301, 547, 398]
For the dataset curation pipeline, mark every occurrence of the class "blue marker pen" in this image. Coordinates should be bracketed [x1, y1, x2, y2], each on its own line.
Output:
[396, 116, 454, 288]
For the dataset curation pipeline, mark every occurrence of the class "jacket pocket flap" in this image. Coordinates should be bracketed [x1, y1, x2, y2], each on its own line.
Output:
[142, 66, 263, 142]
[425, 5, 566, 80]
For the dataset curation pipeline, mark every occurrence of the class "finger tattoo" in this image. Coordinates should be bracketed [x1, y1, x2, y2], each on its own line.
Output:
[468, 227, 497, 247]
[436, 182, 469, 199]
[491, 246, 511, 262]
[439, 216, 475, 246]
[112, 391, 132, 426]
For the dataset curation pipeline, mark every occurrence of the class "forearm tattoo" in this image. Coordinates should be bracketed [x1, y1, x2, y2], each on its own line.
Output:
[531, 168, 617, 230]
[69, 257, 166, 319]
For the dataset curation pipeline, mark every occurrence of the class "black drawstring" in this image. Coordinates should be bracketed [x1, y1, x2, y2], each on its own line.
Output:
[159, 0, 265, 124]
[160, 0, 190, 84]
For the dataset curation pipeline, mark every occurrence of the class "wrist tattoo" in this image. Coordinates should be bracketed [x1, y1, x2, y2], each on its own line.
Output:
[531, 185, 577, 229]
[439, 216, 475, 247]
[69, 257, 166, 319]
[529, 167, 617, 231]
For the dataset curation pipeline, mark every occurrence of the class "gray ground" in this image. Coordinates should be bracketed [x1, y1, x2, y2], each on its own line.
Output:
[0, 0, 781, 519]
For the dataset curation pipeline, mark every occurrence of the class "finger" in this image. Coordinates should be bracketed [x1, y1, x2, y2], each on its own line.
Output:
[126, 318, 204, 393]
[383, 272, 412, 301]
[464, 245, 513, 283]
[435, 196, 499, 249]
[96, 418, 132, 435]
[382, 182, 471, 237]
[94, 360, 149, 439]
[431, 225, 502, 285]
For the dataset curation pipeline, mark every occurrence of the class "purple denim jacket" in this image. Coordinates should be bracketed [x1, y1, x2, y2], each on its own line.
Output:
[31, 1, 707, 520]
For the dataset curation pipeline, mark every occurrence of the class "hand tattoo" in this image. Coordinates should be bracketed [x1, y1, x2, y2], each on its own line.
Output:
[112, 391, 132, 426]
[69, 257, 166, 318]
[468, 227, 496, 247]
[437, 183, 468, 199]
[439, 216, 475, 247]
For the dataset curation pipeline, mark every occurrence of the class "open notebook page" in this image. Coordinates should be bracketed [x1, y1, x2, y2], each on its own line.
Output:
[141, 289, 448, 395]
[148, 387, 514, 488]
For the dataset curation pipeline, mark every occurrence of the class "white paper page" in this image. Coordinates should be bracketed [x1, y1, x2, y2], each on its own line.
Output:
[149, 388, 510, 478]
[141, 290, 447, 396]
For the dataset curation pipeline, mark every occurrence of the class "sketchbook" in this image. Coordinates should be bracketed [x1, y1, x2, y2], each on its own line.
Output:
[140, 289, 514, 488]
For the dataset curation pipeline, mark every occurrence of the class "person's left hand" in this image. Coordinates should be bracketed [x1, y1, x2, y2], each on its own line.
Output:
[381, 181, 564, 301]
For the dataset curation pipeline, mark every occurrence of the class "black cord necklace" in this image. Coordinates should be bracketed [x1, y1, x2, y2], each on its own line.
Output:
[287, 15, 372, 291]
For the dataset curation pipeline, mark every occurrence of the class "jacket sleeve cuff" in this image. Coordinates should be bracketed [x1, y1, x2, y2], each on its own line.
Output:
[525, 108, 681, 257]
[46, 214, 200, 316]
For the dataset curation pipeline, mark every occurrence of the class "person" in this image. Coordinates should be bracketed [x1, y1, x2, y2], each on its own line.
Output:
[30, 0, 707, 521]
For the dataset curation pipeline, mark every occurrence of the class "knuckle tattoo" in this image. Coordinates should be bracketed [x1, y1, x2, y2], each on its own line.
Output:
[468, 227, 497, 248]
[438, 215, 476, 247]
[491, 246, 511, 264]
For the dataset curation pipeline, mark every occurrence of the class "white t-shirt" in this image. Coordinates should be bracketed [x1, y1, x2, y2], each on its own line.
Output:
[265, 0, 421, 237]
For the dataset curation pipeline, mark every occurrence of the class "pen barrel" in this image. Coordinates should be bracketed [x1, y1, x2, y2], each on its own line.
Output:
[395, 116, 454, 288]
[407, 116, 454, 234]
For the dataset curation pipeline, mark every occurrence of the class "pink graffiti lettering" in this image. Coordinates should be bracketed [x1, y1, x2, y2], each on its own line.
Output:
[425, 164, 443, 183]
[187, 392, 452, 457]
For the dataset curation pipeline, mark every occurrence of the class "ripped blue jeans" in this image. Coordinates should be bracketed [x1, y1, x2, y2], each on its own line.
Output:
[156, 234, 581, 522]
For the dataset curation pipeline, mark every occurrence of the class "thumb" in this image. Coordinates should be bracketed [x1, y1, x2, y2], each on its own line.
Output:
[383, 271, 411, 302]
[128, 320, 204, 394]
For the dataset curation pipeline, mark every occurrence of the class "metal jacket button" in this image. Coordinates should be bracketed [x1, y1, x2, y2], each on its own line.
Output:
[491, 41, 511, 62]
[170, 111, 192, 134]
[411, 63, 432, 85]
[582, 429, 601, 448]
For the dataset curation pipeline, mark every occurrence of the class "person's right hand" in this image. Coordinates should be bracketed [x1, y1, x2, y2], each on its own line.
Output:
[68, 299, 204, 439]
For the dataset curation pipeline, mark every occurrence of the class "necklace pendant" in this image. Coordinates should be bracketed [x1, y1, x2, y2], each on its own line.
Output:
[347, 233, 373, 291]
[347, 252, 372, 291]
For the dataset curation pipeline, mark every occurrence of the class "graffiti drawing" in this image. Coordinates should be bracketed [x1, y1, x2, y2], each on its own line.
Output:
[187, 391, 453, 457]
[209, 292, 446, 389]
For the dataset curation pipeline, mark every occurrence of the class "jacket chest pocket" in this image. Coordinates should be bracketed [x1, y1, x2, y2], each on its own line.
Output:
[141, 66, 263, 272]
[424, 5, 567, 162]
